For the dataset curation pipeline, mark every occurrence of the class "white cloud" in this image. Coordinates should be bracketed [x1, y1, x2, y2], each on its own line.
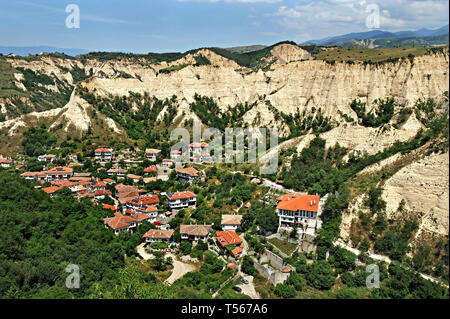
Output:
[272, 0, 449, 41]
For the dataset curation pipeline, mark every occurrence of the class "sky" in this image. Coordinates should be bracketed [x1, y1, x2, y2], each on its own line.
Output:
[0, 0, 448, 53]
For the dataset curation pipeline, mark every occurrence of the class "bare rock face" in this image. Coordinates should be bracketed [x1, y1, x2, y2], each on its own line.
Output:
[381, 151, 449, 236]
[269, 43, 312, 65]
[82, 51, 448, 125]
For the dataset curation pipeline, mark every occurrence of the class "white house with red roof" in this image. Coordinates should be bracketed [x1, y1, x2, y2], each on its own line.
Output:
[161, 159, 174, 168]
[145, 148, 161, 161]
[142, 229, 174, 243]
[176, 167, 199, 182]
[189, 142, 208, 154]
[276, 194, 321, 229]
[0, 157, 14, 168]
[165, 191, 197, 210]
[95, 148, 113, 161]
[44, 167, 74, 181]
[104, 212, 151, 235]
[38, 154, 58, 163]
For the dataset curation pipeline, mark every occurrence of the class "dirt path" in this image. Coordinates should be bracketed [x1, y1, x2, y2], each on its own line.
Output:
[164, 253, 196, 285]
[136, 243, 154, 260]
[136, 244, 196, 285]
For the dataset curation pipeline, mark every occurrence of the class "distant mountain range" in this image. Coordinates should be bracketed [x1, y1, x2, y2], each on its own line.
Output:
[308, 25, 449, 46]
[0, 46, 89, 57]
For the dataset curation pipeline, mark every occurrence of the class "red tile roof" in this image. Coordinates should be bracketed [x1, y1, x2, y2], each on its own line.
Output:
[176, 167, 199, 177]
[145, 148, 161, 154]
[104, 213, 135, 230]
[42, 186, 62, 194]
[95, 148, 112, 153]
[189, 142, 208, 148]
[45, 167, 73, 174]
[142, 229, 174, 240]
[144, 165, 157, 173]
[231, 246, 243, 258]
[276, 195, 320, 212]
[103, 204, 118, 211]
[221, 215, 242, 225]
[180, 224, 212, 237]
[0, 158, 13, 164]
[216, 231, 243, 247]
[92, 190, 111, 197]
[127, 195, 159, 206]
[166, 191, 196, 200]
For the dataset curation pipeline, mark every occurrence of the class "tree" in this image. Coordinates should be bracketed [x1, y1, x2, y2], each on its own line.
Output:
[241, 256, 256, 276]
[335, 286, 360, 299]
[273, 284, 297, 298]
[180, 241, 192, 255]
[305, 260, 336, 290]
[286, 272, 304, 291]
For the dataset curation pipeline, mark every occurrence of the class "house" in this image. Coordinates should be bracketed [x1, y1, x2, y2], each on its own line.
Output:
[104, 211, 151, 235]
[44, 167, 74, 181]
[276, 194, 320, 228]
[103, 178, 115, 185]
[165, 191, 197, 210]
[37, 154, 58, 163]
[93, 189, 112, 200]
[170, 150, 182, 160]
[88, 181, 106, 191]
[20, 171, 47, 181]
[180, 224, 212, 241]
[161, 159, 174, 168]
[103, 204, 119, 212]
[42, 186, 62, 197]
[193, 152, 211, 163]
[216, 230, 244, 259]
[95, 148, 113, 161]
[0, 158, 14, 168]
[143, 165, 157, 175]
[145, 148, 161, 161]
[103, 213, 136, 235]
[221, 214, 242, 231]
[107, 168, 127, 177]
[115, 184, 140, 205]
[142, 229, 174, 243]
[126, 195, 160, 209]
[134, 205, 158, 221]
[189, 142, 208, 154]
[176, 167, 199, 182]
[127, 174, 142, 183]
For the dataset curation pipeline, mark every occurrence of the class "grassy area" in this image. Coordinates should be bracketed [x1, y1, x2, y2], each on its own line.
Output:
[268, 238, 298, 256]
[314, 46, 430, 63]
[0, 57, 27, 98]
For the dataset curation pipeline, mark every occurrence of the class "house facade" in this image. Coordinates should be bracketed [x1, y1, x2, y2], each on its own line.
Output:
[165, 191, 197, 210]
[221, 214, 242, 231]
[180, 224, 212, 241]
[95, 148, 113, 161]
[142, 229, 174, 243]
[145, 148, 161, 161]
[0, 158, 13, 168]
[176, 167, 199, 182]
[276, 194, 320, 228]
[38, 154, 58, 163]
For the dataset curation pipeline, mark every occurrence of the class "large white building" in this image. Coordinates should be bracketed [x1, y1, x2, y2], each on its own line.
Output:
[276, 194, 321, 228]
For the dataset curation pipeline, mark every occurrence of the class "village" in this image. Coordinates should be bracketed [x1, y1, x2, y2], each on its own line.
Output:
[1, 144, 326, 298]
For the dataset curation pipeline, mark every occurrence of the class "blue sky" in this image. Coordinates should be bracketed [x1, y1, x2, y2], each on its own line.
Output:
[0, 0, 448, 53]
